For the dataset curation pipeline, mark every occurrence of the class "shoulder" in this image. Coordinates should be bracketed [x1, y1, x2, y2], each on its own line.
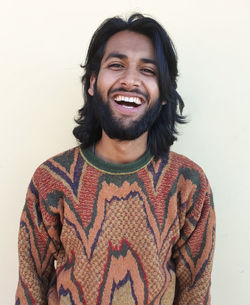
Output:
[167, 151, 210, 190]
[169, 151, 204, 171]
[31, 146, 82, 186]
[167, 152, 214, 211]
[169, 150, 206, 174]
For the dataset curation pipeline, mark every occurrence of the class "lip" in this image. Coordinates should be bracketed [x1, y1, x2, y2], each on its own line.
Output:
[110, 91, 147, 104]
[110, 97, 146, 115]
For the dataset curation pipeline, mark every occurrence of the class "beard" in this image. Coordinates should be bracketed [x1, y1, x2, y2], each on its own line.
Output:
[92, 88, 162, 141]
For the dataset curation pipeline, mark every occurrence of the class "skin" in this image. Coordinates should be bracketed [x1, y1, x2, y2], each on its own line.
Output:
[88, 30, 163, 164]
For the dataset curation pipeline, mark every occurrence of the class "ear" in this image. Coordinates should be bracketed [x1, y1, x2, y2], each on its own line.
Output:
[162, 101, 167, 105]
[88, 74, 96, 96]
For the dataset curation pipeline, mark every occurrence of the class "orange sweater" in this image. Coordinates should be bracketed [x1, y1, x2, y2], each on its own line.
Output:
[16, 146, 215, 305]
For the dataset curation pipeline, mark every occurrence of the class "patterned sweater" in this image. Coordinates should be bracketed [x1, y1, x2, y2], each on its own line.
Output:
[16, 146, 215, 305]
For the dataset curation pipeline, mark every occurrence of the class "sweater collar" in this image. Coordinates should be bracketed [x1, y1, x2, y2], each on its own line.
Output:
[80, 145, 153, 174]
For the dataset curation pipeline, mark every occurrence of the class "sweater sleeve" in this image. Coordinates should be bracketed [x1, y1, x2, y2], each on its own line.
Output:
[172, 177, 216, 305]
[15, 171, 61, 305]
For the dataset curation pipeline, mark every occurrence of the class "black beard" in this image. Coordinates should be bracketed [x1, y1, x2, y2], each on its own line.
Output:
[92, 89, 162, 141]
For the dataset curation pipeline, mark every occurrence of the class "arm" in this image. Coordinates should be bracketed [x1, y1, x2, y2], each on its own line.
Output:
[15, 173, 60, 305]
[173, 178, 216, 305]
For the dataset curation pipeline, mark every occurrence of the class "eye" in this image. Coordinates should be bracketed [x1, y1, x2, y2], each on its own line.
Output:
[108, 63, 124, 70]
[141, 68, 156, 75]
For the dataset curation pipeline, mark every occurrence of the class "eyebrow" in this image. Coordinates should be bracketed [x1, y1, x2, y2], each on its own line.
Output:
[104, 52, 157, 66]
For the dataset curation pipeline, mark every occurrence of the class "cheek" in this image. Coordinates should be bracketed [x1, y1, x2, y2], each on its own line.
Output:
[149, 81, 160, 98]
[96, 77, 107, 96]
[97, 72, 114, 95]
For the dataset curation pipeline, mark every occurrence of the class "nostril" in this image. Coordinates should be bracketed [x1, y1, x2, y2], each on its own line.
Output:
[120, 78, 141, 88]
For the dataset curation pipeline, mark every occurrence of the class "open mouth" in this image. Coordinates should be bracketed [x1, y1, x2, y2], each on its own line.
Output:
[113, 95, 143, 109]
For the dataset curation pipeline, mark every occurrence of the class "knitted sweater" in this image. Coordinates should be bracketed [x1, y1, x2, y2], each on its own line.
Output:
[16, 146, 215, 305]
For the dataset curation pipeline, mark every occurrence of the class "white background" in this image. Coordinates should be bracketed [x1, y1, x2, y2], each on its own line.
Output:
[1, 0, 249, 304]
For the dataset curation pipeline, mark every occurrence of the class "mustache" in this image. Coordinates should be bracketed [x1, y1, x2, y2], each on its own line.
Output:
[108, 87, 149, 101]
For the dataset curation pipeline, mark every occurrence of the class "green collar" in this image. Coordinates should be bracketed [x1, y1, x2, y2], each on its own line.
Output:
[80, 145, 153, 175]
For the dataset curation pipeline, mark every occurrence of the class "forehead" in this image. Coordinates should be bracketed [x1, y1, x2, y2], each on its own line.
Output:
[103, 30, 155, 60]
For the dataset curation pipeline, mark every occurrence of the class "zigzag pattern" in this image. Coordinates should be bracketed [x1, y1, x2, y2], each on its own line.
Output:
[16, 147, 215, 305]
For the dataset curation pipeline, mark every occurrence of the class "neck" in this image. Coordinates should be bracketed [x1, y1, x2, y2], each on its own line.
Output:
[94, 130, 148, 164]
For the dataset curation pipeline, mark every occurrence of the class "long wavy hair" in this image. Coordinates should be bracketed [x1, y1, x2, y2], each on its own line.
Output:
[73, 13, 186, 158]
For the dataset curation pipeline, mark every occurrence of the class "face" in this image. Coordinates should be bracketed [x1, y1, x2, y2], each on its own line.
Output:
[88, 30, 163, 140]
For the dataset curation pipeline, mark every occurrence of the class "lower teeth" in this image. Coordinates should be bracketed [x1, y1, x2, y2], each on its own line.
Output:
[122, 105, 134, 109]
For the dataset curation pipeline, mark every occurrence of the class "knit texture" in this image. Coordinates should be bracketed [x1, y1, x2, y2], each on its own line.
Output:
[16, 146, 215, 305]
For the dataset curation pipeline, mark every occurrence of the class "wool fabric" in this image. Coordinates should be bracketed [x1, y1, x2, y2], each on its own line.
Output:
[16, 146, 215, 305]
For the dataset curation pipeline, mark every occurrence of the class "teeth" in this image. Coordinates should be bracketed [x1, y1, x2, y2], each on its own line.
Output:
[122, 105, 134, 109]
[115, 95, 142, 105]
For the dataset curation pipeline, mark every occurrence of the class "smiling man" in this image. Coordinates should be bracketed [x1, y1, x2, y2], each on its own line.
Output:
[88, 30, 162, 164]
[16, 14, 215, 305]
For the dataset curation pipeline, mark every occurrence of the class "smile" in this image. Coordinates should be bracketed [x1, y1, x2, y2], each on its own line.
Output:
[113, 95, 143, 108]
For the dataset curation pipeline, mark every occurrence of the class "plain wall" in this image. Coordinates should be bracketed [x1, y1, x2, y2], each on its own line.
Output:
[1, 0, 249, 304]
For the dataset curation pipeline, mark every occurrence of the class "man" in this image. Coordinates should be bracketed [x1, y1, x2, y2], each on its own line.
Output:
[16, 14, 215, 305]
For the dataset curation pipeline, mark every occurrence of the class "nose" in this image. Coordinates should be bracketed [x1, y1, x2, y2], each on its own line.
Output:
[119, 67, 141, 89]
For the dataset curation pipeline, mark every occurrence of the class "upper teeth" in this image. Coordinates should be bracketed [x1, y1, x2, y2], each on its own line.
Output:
[115, 95, 142, 105]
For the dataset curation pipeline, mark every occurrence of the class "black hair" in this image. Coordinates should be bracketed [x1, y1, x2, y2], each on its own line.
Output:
[73, 13, 186, 159]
